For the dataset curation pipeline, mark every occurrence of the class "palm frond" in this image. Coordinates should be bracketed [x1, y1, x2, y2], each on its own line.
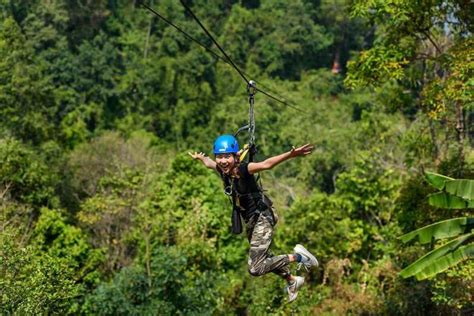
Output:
[414, 243, 474, 280]
[399, 232, 473, 279]
[445, 179, 474, 200]
[428, 192, 470, 209]
[425, 172, 453, 190]
[399, 217, 474, 244]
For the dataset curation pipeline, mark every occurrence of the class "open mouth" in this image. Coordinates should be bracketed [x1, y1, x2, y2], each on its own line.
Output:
[219, 164, 231, 172]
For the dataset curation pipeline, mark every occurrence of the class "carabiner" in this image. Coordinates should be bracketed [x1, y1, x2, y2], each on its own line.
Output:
[224, 186, 232, 196]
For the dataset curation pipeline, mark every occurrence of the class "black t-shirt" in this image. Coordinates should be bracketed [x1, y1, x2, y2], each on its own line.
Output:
[218, 163, 262, 212]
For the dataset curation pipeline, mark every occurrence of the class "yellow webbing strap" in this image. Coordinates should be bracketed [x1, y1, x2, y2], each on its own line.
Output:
[239, 144, 250, 162]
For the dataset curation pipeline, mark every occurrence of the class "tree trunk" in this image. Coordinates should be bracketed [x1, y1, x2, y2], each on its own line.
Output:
[455, 101, 465, 176]
[144, 11, 153, 59]
[144, 230, 152, 288]
[429, 119, 439, 162]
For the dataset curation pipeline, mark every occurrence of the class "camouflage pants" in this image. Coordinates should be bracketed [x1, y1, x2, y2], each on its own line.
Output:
[245, 208, 290, 279]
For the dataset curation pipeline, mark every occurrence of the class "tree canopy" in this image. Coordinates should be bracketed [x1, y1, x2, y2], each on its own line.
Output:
[0, 0, 472, 314]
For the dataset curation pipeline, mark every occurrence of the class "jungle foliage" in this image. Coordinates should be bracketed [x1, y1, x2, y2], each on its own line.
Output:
[399, 173, 474, 281]
[0, 0, 472, 315]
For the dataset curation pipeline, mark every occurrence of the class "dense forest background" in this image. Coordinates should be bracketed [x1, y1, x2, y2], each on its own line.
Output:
[0, 0, 472, 314]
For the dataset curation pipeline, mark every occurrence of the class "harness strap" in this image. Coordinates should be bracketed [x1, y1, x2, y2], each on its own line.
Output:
[239, 144, 250, 163]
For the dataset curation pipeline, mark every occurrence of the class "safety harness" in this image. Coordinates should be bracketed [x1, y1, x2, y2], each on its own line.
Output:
[218, 163, 272, 234]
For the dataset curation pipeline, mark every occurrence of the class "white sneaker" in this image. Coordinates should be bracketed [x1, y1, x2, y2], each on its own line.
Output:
[286, 276, 304, 302]
[294, 244, 318, 271]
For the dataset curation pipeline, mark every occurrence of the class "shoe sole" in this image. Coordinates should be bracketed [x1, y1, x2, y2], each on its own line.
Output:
[287, 276, 305, 303]
[288, 291, 298, 303]
[294, 244, 319, 268]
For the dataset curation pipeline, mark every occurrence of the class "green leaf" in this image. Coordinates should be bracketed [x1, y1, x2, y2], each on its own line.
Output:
[469, 199, 474, 208]
[445, 179, 474, 201]
[425, 172, 453, 190]
[399, 217, 474, 244]
[414, 243, 474, 280]
[399, 232, 473, 279]
[428, 192, 468, 209]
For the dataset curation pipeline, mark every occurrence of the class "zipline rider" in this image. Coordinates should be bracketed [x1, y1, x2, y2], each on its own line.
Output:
[189, 135, 318, 302]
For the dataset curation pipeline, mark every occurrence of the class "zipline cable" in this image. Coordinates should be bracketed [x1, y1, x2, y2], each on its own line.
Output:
[179, 0, 261, 149]
[179, 0, 249, 85]
[178, 0, 307, 113]
[139, 1, 225, 63]
[179, 1, 261, 148]
[139, 1, 307, 114]
[256, 87, 306, 114]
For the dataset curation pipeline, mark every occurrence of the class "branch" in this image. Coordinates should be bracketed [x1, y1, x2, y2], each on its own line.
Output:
[19, 210, 35, 247]
[421, 30, 442, 55]
[277, 182, 297, 201]
[0, 182, 12, 199]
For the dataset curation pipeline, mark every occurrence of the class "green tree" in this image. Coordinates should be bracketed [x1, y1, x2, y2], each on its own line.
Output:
[32, 207, 105, 287]
[0, 137, 57, 207]
[346, 0, 472, 172]
[0, 17, 58, 144]
[0, 235, 81, 314]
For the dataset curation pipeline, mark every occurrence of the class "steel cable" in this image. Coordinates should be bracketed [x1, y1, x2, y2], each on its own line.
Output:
[139, 1, 307, 114]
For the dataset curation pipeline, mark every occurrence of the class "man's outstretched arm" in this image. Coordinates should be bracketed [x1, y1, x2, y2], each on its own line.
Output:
[247, 144, 313, 175]
[188, 152, 217, 171]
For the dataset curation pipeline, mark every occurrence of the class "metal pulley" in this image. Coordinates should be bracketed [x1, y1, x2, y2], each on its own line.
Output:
[247, 80, 257, 95]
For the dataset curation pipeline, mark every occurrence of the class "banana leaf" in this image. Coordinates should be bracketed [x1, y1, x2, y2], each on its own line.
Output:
[399, 232, 473, 279]
[428, 192, 468, 209]
[425, 172, 453, 190]
[414, 243, 474, 280]
[445, 179, 474, 200]
[399, 217, 474, 244]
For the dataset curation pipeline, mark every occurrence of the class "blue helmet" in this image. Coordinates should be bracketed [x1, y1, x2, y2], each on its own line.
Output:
[213, 135, 239, 154]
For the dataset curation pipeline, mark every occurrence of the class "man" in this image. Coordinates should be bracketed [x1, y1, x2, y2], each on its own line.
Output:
[189, 134, 318, 302]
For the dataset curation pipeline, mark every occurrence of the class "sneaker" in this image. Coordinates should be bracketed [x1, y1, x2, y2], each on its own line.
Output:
[294, 244, 318, 271]
[286, 276, 305, 302]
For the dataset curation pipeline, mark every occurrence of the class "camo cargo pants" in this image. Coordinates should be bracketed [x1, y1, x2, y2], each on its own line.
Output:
[245, 208, 290, 279]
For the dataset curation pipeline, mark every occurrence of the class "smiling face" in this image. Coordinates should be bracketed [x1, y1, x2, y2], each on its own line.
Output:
[215, 153, 237, 175]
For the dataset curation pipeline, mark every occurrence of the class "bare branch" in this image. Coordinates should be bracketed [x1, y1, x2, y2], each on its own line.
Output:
[421, 30, 442, 55]
[0, 182, 12, 199]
